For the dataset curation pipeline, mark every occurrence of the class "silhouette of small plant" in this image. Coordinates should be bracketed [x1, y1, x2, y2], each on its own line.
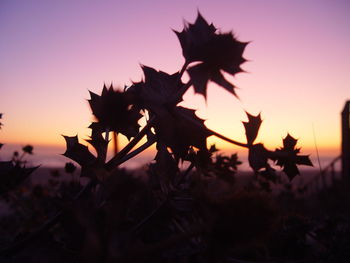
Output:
[0, 114, 37, 196]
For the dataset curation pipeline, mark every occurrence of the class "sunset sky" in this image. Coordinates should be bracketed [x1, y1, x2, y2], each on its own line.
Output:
[1, 0, 349, 165]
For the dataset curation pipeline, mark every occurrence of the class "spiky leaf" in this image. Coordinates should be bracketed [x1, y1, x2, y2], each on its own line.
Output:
[271, 134, 313, 180]
[89, 85, 142, 139]
[127, 66, 184, 113]
[154, 106, 210, 160]
[86, 122, 108, 163]
[243, 112, 262, 145]
[248, 143, 269, 172]
[63, 135, 96, 167]
[175, 12, 248, 97]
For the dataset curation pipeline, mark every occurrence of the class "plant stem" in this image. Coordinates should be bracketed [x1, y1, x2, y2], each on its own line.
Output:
[106, 61, 190, 172]
[113, 131, 118, 155]
[174, 61, 249, 149]
[175, 108, 248, 148]
[178, 61, 189, 79]
[104, 128, 110, 141]
[105, 117, 156, 170]
[110, 137, 156, 173]
[209, 128, 248, 148]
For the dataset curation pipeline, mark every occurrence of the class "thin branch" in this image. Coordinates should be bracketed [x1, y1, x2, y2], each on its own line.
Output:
[104, 128, 110, 141]
[178, 61, 189, 80]
[106, 61, 189, 171]
[113, 131, 118, 155]
[175, 108, 248, 148]
[209, 128, 248, 148]
[110, 137, 156, 172]
[106, 117, 156, 171]
[114, 117, 249, 247]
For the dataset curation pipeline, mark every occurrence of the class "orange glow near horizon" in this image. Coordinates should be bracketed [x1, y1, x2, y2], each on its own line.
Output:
[1, 0, 349, 162]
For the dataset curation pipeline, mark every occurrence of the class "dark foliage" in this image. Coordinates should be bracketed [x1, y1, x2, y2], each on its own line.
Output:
[127, 66, 184, 111]
[0, 161, 37, 196]
[174, 12, 248, 98]
[62, 135, 96, 168]
[153, 106, 210, 160]
[0, 116, 37, 195]
[272, 134, 313, 180]
[4, 12, 343, 263]
[89, 85, 142, 140]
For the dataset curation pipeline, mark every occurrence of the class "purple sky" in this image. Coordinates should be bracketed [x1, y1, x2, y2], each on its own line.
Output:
[1, 0, 350, 160]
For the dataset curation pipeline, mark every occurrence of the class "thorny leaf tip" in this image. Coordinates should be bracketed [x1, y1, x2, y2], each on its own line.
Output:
[243, 111, 262, 145]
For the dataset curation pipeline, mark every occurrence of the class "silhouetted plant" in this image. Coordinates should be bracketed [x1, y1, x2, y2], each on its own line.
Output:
[0, 114, 37, 196]
[62, 13, 312, 182]
[56, 12, 313, 262]
[1, 13, 324, 263]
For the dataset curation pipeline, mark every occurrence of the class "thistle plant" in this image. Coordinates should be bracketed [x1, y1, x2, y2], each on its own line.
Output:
[63, 12, 312, 182]
[0, 13, 315, 261]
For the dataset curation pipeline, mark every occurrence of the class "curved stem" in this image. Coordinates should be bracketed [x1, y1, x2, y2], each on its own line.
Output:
[175, 108, 248, 148]
[174, 61, 248, 149]
[208, 128, 248, 148]
[178, 61, 189, 80]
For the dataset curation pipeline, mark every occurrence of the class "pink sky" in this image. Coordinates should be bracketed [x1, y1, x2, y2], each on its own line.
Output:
[1, 0, 349, 163]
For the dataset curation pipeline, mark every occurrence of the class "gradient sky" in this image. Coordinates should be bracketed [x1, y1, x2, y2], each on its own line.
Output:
[1, 0, 350, 161]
